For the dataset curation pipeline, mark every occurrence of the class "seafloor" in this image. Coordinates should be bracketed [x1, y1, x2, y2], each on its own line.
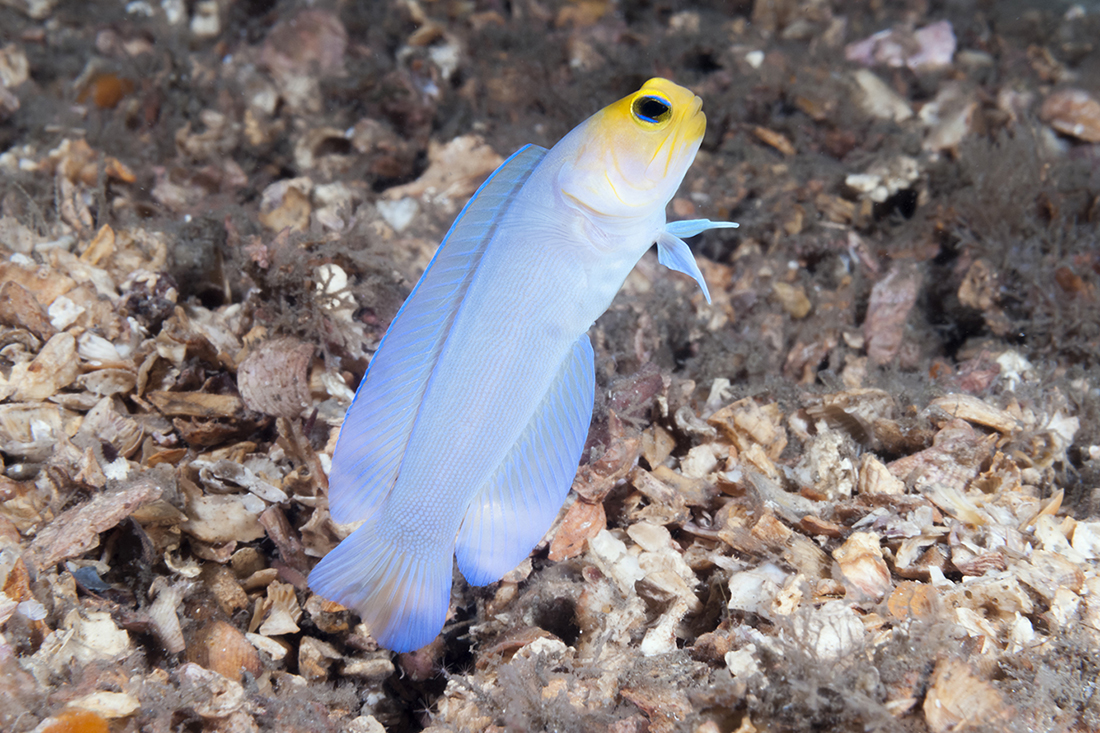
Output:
[1, 0, 1100, 731]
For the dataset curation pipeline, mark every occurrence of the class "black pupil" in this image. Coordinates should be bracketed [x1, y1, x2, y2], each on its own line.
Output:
[637, 97, 669, 122]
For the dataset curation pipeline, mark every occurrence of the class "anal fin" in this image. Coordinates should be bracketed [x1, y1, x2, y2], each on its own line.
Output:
[454, 334, 596, 586]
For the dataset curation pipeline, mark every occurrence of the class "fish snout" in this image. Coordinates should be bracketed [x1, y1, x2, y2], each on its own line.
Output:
[685, 96, 705, 141]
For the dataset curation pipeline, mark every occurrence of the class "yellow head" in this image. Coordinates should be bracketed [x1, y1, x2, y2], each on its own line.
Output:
[558, 78, 706, 220]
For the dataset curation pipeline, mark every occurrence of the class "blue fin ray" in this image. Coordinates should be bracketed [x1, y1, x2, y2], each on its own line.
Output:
[327, 145, 549, 525]
[454, 334, 596, 586]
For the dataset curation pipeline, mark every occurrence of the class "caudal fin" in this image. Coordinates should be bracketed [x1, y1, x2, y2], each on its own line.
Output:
[308, 521, 453, 652]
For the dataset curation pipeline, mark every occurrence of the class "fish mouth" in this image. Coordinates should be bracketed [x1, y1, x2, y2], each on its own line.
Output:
[686, 96, 705, 141]
[665, 96, 704, 167]
[640, 94, 705, 184]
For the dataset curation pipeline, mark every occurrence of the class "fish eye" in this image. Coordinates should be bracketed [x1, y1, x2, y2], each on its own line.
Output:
[631, 95, 672, 125]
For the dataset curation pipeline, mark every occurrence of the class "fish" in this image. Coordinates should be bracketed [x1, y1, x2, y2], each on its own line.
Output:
[308, 78, 738, 652]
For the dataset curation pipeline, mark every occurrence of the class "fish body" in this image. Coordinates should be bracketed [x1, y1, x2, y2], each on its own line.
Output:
[308, 78, 737, 652]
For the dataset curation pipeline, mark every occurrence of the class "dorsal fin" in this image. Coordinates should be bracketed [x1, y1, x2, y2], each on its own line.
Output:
[327, 144, 549, 524]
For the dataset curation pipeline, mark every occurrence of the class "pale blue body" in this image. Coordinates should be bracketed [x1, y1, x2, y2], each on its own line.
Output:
[308, 120, 736, 652]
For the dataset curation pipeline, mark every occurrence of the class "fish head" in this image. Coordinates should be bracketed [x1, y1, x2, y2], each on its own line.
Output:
[559, 77, 706, 221]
